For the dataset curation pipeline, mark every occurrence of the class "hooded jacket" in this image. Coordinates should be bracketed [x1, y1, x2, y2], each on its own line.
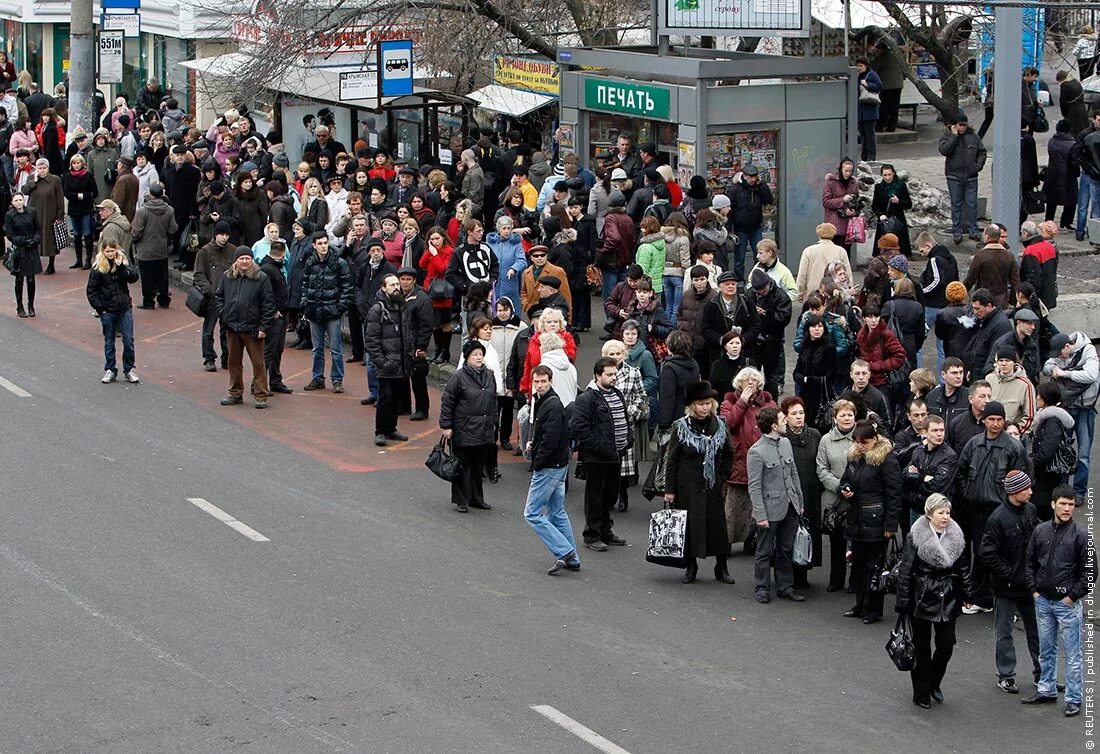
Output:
[882, 292, 926, 366]
[985, 327, 1040, 384]
[130, 196, 178, 262]
[662, 227, 692, 277]
[839, 435, 902, 542]
[487, 230, 527, 305]
[1042, 331, 1099, 409]
[729, 179, 774, 231]
[918, 244, 960, 308]
[635, 232, 667, 292]
[490, 306, 528, 388]
[540, 348, 578, 406]
[215, 263, 275, 333]
[821, 172, 860, 237]
[132, 161, 158, 209]
[99, 211, 133, 257]
[986, 364, 1036, 433]
[1030, 404, 1076, 470]
[965, 306, 1012, 379]
[896, 517, 971, 622]
[258, 254, 289, 313]
[856, 320, 906, 387]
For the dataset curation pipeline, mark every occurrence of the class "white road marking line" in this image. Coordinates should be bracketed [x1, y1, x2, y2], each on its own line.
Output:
[186, 497, 270, 542]
[0, 375, 32, 397]
[530, 705, 634, 754]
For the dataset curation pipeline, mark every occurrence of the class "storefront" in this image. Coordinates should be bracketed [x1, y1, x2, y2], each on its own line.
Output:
[467, 55, 559, 151]
[558, 46, 857, 259]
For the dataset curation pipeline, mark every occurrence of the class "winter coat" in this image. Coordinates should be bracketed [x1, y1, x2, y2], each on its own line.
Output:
[24, 172, 63, 258]
[987, 365, 1036, 433]
[839, 435, 902, 542]
[657, 354, 700, 431]
[268, 194, 296, 242]
[857, 69, 883, 121]
[938, 127, 987, 181]
[963, 244, 1020, 309]
[99, 212, 132, 257]
[985, 328, 1040, 384]
[530, 388, 570, 471]
[635, 233, 666, 292]
[935, 304, 976, 361]
[956, 430, 1028, 512]
[787, 425, 823, 565]
[751, 258, 798, 302]
[486, 231, 527, 305]
[85, 259, 139, 314]
[901, 441, 957, 519]
[719, 386, 776, 485]
[677, 284, 718, 356]
[520, 261, 571, 319]
[130, 197, 178, 262]
[662, 228, 691, 278]
[816, 424, 854, 512]
[193, 240, 234, 297]
[746, 283, 793, 347]
[980, 500, 1040, 598]
[1044, 131, 1080, 207]
[796, 239, 852, 301]
[747, 434, 804, 522]
[882, 293, 925, 366]
[519, 330, 577, 396]
[111, 171, 139, 222]
[793, 309, 850, 357]
[1042, 332, 1099, 409]
[214, 265, 275, 334]
[1020, 235, 1058, 311]
[924, 384, 970, 428]
[300, 250, 352, 322]
[132, 162, 158, 209]
[692, 221, 734, 273]
[258, 255, 289, 313]
[821, 172, 860, 238]
[603, 279, 638, 325]
[286, 236, 313, 309]
[3, 206, 41, 276]
[793, 335, 837, 427]
[667, 414, 734, 558]
[729, 179, 774, 232]
[895, 518, 971, 622]
[597, 208, 634, 270]
[419, 244, 453, 310]
[871, 179, 912, 258]
[966, 307, 1012, 381]
[440, 364, 498, 447]
[856, 320, 907, 387]
[353, 255, 396, 319]
[403, 286, 433, 351]
[445, 241, 499, 298]
[626, 339, 659, 401]
[87, 142, 120, 202]
[918, 245, 959, 308]
[708, 353, 746, 398]
[539, 349, 577, 405]
[237, 184, 270, 246]
[611, 295, 671, 343]
[365, 290, 410, 379]
[572, 384, 633, 463]
[490, 317, 528, 389]
[61, 170, 98, 217]
[1026, 519, 1093, 603]
[199, 192, 243, 246]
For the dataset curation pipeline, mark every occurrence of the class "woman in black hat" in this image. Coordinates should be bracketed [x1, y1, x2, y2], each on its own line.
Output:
[439, 339, 499, 512]
[663, 380, 735, 584]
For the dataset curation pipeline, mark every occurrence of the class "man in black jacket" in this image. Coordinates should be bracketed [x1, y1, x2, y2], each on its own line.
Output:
[965, 288, 1012, 384]
[983, 308, 1040, 383]
[215, 247, 275, 408]
[523, 365, 580, 574]
[947, 378, 991, 455]
[566, 198, 596, 331]
[938, 112, 987, 243]
[300, 233, 353, 393]
[728, 165, 774, 281]
[354, 237, 396, 403]
[914, 231, 959, 371]
[162, 145, 201, 269]
[979, 470, 1041, 695]
[746, 268, 792, 397]
[258, 240, 291, 395]
[840, 359, 892, 426]
[901, 414, 956, 536]
[698, 271, 761, 376]
[365, 274, 411, 447]
[925, 357, 970, 426]
[572, 358, 632, 552]
[397, 267, 433, 421]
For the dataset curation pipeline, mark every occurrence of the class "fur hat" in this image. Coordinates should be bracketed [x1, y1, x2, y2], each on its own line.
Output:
[684, 380, 718, 404]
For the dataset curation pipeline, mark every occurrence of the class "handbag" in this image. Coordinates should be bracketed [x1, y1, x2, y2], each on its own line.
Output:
[1032, 104, 1049, 134]
[645, 506, 688, 569]
[845, 215, 867, 244]
[822, 503, 847, 536]
[792, 517, 813, 567]
[646, 334, 669, 363]
[885, 315, 913, 396]
[859, 90, 881, 105]
[185, 284, 208, 317]
[585, 264, 603, 290]
[428, 276, 455, 301]
[641, 429, 671, 500]
[573, 459, 586, 480]
[885, 614, 917, 671]
[425, 436, 461, 482]
[877, 537, 904, 594]
[53, 218, 72, 251]
[1, 246, 17, 273]
[1049, 427, 1079, 475]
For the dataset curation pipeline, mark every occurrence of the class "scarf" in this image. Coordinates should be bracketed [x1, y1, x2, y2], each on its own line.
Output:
[879, 178, 902, 201]
[70, 168, 87, 178]
[674, 414, 728, 490]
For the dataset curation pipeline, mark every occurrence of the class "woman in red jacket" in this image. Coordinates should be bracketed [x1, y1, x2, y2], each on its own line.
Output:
[420, 225, 455, 363]
[855, 305, 906, 387]
[518, 307, 576, 397]
[822, 158, 861, 258]
[719, 366, 777, 549]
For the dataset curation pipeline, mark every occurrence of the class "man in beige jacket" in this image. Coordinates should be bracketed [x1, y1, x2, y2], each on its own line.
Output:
[796, 222, 853, 301]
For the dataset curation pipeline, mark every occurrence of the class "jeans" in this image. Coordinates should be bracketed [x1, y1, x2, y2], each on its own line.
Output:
[921, 306, 942, 371]
[524, 466, 578, 560]
[363, 353, 379, 400]
[994, 595, 1040, 681]
[662, 273, 684, 326]
[1068, 405, 1096, 497]
[0, 153, 11, 183]
[309, 317, 344, 382]
[734, 228, 762, 282]
[601, 268, 625, 301]
[753, 503, 799, 596]
[946, 177, 979, 237]
[1036, 595, 1084, 703]
[201, 308, 228, 365]
[1075, 174, 1100, 236]
[100, 309, 135, 374]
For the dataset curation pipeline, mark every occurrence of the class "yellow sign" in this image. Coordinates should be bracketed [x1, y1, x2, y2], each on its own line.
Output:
[493, 55, 559, 96]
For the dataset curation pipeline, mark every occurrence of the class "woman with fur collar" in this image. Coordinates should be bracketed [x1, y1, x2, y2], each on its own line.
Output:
[895, 493, 972, 709]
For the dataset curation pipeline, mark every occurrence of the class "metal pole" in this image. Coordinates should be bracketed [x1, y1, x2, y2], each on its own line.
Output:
[991, 5, 1023, 253]
[843, 0, 851, 60]
[68, 0, 95, 146]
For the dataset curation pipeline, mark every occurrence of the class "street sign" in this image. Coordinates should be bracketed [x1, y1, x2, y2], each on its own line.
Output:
[102, 0, 140, 9]
[338, 70, 376, 102]
[98, 30, 124, 84]
[378, 39, 414, 102]
[583, 78, 671, 119]
[101, 12, 140, 38]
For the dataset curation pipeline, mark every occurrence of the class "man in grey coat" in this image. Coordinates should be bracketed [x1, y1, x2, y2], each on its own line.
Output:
[747, 406, 805, 604]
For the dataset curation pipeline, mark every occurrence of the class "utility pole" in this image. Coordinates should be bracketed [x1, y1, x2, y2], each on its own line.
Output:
[68, 0, 96, 145]
[990, 5, 1023, 253]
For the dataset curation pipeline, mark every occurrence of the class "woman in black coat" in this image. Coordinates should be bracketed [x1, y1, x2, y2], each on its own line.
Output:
[4, 192, 41, 317]
[838, 421, 902, 624]
[61, 153, 99, 269]
[439, 340, 498, 512]
[1029, 382, 1075, 521]
[882, 277, 926, 366]
[656, 330, 700, 433]
[1044, 119, 1080, 229]
[871, 164, 913, 258]
[792, 314, 837, 432]
[236, 175, 270, 247]
[781, 396, 823, 587]
[895, 494, 971, 709]
[708, 329, 747, 399]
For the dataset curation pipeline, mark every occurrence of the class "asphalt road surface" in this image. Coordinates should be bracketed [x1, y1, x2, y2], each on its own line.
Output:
[0, 275, 1093, 754]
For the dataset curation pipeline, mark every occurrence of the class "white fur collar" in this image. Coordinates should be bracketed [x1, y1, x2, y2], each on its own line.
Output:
[908, 517, 965, 569]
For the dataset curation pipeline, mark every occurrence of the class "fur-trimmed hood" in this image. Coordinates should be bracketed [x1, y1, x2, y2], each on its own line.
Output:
[693, 224, 728, 246]
[847, 434, 892, 465]
[226, 264, 263, 280]
[552, 228, 577, 246]
[1033, 404, 1074, 430]
[908, 516, 966, 569]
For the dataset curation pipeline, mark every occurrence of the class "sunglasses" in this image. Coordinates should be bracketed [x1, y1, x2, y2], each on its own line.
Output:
[530, 253, 547, 258]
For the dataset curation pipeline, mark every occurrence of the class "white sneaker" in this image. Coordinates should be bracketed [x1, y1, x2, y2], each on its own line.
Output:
[101, 370, 116, 383]
[125, 370, 141, 384]
[962, 603, 993, 615]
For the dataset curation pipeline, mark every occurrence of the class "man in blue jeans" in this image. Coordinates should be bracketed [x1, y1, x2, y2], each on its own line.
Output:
[1024, 485, 1093, 717]
[299, 232, 353, 393]
[938, 113, 987, 244]
[523, 365, 580, 574]
[1075, 112, 1100, 241]
[728, 165, 774, 282]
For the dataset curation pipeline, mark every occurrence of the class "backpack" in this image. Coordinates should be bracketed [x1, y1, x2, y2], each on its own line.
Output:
[1049, 424, 1079, 476]
[643, 201, 672, 224]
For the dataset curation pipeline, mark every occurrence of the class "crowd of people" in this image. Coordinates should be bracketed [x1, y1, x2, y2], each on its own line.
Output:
[1, 75, 1096, 716]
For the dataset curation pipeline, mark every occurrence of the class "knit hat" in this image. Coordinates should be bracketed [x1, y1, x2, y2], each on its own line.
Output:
[462, 339, 486, 359]
[608, 190, 626, 208]
[711, 194, 731, 210]
[1050, 333, 1072, 353]
[887, 255, 909, 274]
[690, 264, 709, 279]
[878, 233, 901, 251]
[995, 345, 1018, 362]
[750, 268, 771, 289]
[273, 153, 290, 168]
[214, 220, 232, 235]
[687, 175, 708, 199]
[945, 281, 968, 304]
[1003, 470, 1032, 495]
[233, 245, 253, 260]
[209, 180, 226, 195]
[240, 161, 258, 174]
[981, 400, 1006, 419]
[684, 380, 718, 404]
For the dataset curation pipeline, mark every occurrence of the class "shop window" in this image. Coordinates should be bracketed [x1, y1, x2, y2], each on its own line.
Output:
[123, 33, 148, 104]
[706, 130, 780, 234]
[52, 24, 70, 87]
[154, 36, 194, 115]
[588, 113, 678, 169]
[393, 108, 422, 168]
[3, 21, 23, 73]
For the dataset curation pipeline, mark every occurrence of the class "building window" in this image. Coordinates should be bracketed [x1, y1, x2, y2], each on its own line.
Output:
[25, 24, 42, 86]
[3, 21, 24, 73]
[154, 35, 194, 114]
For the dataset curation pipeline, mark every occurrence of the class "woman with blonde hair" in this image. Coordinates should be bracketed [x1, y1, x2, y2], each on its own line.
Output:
[299, 177, 328, 228]
[448, 198, 472, 245]
[719, 366, 776, 547]
[62, 152, 98, 269]
[1073, 24, 1097, 79]
[519, 306, 576, 396]
[86, 240, 140, 384]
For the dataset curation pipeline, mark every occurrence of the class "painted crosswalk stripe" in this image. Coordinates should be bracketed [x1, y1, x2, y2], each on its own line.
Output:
[0, 375, 32, 397]
[186, 498, 270, 542]
[530, 705, 633, 754]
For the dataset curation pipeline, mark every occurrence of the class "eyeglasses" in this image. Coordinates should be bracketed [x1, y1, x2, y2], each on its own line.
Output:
[530, 253, 547, 259]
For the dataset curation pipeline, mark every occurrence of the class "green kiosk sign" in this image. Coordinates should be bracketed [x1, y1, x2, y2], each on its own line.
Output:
[583, 79, 671, 120]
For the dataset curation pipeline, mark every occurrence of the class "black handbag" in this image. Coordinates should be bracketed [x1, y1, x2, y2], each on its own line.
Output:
[886, 614, 917, 671]
[425, 437, 460, 482]
[1032, 104, 1049, 134]
[821, 502, 847, 536]
[185, 284, 208, 317]
[428, 276, 455, 301]
[573, 459, 586, 480]
[877, 537, 904, 595]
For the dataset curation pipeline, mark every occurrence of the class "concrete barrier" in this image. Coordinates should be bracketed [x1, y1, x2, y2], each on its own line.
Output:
[1050, 293, 1100, 341]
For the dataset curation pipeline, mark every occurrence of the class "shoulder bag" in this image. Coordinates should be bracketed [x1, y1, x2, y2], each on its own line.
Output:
[428, 276, 455, 301]
[425, 436, 461, 482]
[886, 614, 917, 671]
[185, 285, 208, 317]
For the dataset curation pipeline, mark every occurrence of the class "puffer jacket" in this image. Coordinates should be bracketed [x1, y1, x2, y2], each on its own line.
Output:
[677, 284, 717, 355]
[882, 293, 926, 366]
[662, 228, 691, 278]
[979, 500, 1040, 598]
[955, 430, 1028, 512]
[86, 260, 139, 314]
[816, 424, 854, 512]
[896, 517, 971, 622]
[365, 289, 410, 379]
[300, 250, 352, 322]
[839, 435, 902, 542]
[635, 232, 666, 291]
[214, 264, 275, 333]
[719, 386, 776, 485]
[130, 197, 178, 262]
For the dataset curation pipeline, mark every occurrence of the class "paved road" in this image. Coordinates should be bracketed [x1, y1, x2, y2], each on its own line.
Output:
[0, 274, 1092, 753]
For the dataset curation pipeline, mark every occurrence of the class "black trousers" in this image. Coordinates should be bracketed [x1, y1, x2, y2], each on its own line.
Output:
[573, 281, 592, 329]
[878, 88, 903, 131]
[396, 369, 429, 416]
[376, 377, 401, 435]
[1045, 200, 1077, 229]
[348, 307, 364, 362]
[966, 507, 994, 608]
[978, 106, 994, 139]
[828, 530, 848, 589]
[582, 461, 619, 543]
[264, 315, 288, 388]
[497, 394, 515, 442]
[137, 258, 170, 307]
[851, 539, 887, 618]
[451, 444, 491, 507]
[910, 617, 957, 703]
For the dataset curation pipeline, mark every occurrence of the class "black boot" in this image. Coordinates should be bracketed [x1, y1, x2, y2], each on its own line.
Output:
[430, 330, 444, 363]
[714, 558, 736, 584]
[69, 236, 83, 268]
[681, 558, 698, 584]
[82, 236, 92, 269]
[439, 331, 453, 363]
[45, 257, 55, 275]
[15, 280, 25, 317]
[26, 278, 35, 317]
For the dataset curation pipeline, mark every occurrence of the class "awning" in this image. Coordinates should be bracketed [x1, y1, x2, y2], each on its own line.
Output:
[467, 84, 556, 117]
[181, 53, 473, 110]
